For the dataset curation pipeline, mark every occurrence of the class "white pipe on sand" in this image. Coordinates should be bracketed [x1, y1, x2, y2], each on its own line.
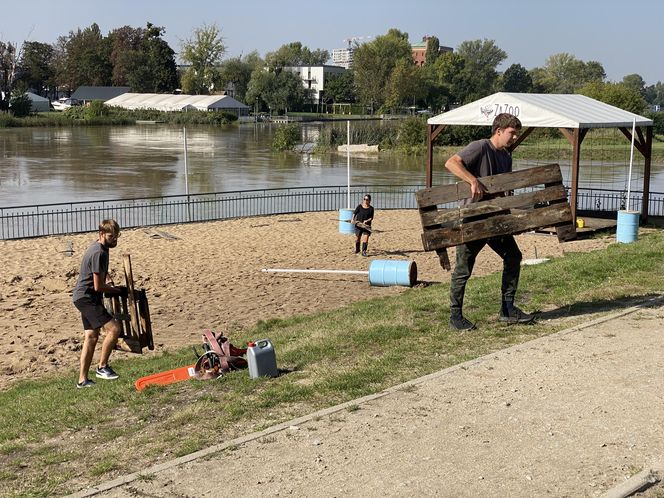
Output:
[262, 268, 368, 275]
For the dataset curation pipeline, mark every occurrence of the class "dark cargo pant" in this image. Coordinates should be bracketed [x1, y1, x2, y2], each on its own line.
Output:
[450, 235, 522, 314]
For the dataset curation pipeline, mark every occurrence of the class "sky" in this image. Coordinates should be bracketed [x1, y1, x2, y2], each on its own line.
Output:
[1, 0, 663, 85]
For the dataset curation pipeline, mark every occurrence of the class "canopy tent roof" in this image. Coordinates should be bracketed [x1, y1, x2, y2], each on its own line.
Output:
[72, 86, 130, 102]
[25, 92, 48, 102]
[427, 92, 653, 129]
[424, 92, 655, 222]
[105, 93, 250, 112]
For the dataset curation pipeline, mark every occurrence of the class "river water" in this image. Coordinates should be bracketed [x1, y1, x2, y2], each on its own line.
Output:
[1, 123, 661, 207]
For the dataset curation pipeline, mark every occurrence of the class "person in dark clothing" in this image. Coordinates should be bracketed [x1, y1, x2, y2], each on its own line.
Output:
[72, 219, 124, 388]
[351, 194, 374, 256]
[444, 113, 535, 331]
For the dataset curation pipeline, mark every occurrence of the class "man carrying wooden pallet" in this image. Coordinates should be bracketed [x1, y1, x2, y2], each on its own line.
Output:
[444, 113, 535, 331]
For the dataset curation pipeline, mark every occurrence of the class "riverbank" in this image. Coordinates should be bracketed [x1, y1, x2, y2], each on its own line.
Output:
[0, 106, 239, 128]
[3, 111, 664, 163]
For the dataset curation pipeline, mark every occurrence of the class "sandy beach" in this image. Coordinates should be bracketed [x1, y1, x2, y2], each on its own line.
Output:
[0, 210, 614, 390]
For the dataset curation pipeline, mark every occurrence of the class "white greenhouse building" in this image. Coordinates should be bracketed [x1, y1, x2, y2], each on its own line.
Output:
[105, 93, 250, 116]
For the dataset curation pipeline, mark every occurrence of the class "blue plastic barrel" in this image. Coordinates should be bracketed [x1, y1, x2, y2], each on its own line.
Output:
[616, 210, 639, 243]
[339, 208, 355, 235]
[368, 260, 417, 287]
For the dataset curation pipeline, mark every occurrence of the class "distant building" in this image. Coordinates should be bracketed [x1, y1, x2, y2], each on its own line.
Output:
[24, 92, 50, 112]
[71, 86, 131, 104]
[332, 47, 354, 69]
[332, 36, 372, 69]
[283, 65, 346, 103]
[105, 93, 250, 116]
[411, 36, 453, 67]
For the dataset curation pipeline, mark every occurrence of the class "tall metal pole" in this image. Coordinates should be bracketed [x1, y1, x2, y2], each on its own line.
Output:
[183, 127, 189, 197]
[347, 120, 351, 208]
[627, 117, 636, 211]
[184, 127, 191, 222]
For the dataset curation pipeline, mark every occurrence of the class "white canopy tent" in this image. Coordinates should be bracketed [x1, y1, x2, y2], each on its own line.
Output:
[426, 92, 654, 221]
[105, 93, 250, 115]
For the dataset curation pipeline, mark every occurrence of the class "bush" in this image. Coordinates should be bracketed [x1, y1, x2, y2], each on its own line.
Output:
[85, 100, 109, 119]
[314, 121, 401, 151]
[0, 104, 241, 128]
[63, 106, 86, 119]
[201, 111, 238, 125]
[434, 125, 491, 146]
[0, 112, 19, 127]
[9, 94, 32, 118]
[60, 105, 238, 125]
[396, 117, 427, 150]
[272, 123, 300, 151]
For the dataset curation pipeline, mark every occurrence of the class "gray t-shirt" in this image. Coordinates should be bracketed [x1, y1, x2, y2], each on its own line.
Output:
[457, 138, 512, 178]
[72, 241, 109, 302]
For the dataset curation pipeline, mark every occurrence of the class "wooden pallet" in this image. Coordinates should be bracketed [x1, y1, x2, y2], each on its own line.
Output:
[416, 163, 576, 270]
[104, 254, 154, 353]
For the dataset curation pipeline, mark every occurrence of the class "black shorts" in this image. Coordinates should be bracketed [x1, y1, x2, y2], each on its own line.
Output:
[354, 226, 371, 237]
[74, 296, 113, 330]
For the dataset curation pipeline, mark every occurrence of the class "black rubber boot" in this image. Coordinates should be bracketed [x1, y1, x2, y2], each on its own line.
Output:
[499, 305, 535, 324]
[449, 312, 477, 331]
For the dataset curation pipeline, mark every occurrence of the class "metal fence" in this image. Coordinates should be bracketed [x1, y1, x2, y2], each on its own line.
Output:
[0, 185, 421, 240]
[574, 188, 664, 219]
[1, 185, 662, 240]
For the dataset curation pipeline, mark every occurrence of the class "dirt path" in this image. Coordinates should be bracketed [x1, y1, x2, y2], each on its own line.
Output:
[73, 300, 664, 498]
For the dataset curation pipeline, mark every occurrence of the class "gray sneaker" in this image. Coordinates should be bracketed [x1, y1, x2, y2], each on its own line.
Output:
[95, 366, 119, 380]
[77, 379, 96, 389]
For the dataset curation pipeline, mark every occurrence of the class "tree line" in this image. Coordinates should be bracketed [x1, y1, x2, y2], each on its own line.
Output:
[1, 23, 663, 117]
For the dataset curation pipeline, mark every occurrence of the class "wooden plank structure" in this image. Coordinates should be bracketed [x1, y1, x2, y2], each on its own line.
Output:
[104, 254, 154, 353]
[416, 163, 576, 270]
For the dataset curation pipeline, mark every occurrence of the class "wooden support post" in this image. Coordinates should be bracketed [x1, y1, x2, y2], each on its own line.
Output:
[123, 254, 141, 341]
[642, 126, 653, 223]
[426, 124, 446, 188]
[137, 289, 155, 350]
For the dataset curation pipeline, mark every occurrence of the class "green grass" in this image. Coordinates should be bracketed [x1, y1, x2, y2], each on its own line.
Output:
[1, 231, 664, 496]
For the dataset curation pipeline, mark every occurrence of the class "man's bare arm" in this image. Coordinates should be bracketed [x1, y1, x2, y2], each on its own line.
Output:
[445, 154, 487, 201]
[93, 272, 121, 294]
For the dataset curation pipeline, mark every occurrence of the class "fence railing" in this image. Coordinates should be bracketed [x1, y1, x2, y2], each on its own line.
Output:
[0, 185, 420, 240]
[1, 185, 662, 240]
